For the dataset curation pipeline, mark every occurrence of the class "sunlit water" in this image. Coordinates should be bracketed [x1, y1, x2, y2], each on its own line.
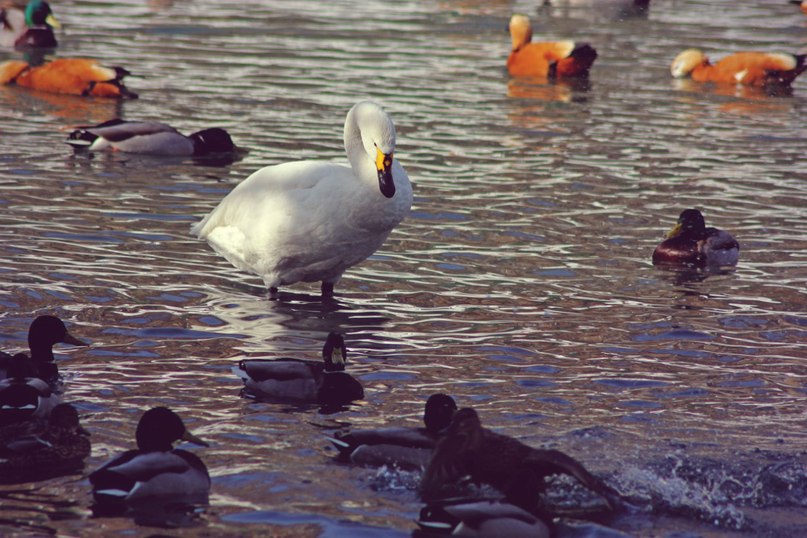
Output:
[1, 0, 806, 536]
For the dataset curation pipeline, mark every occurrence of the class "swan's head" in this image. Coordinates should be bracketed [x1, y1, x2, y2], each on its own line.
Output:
[671, 49, 707, 78]
[508, 14, 532, 51]
[350, 101, 398, 198]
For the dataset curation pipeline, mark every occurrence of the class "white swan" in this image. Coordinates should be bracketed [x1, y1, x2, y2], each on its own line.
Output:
[191, 101, 413, 298]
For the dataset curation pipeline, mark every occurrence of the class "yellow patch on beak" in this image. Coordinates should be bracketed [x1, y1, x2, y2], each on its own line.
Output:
[666, 222, 683, 239]
[46, 14, 61, 29]
[376, 147, 393, 172]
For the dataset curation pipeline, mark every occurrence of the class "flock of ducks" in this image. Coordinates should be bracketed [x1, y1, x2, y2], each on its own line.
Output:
[1, 319, 629, 536]
[4, 0, 793, 534]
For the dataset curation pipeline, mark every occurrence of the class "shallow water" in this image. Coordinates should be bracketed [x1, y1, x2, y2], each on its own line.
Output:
[1, 0, 806, 536]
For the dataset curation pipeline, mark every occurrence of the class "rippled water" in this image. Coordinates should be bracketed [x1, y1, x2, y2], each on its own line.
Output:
[1, 0, 806, 536]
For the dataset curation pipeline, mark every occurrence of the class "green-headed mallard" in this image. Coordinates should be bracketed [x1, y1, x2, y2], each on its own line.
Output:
[234, 332, 364, 407]
[0, 315, 88, 384]
[652, 209, 739, 268]
[0, 0, 59, 49]
[89, 407, 210, 514]
[66, 119, 237, 156]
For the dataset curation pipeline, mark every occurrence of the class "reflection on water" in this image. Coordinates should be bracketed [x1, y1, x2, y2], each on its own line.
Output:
[1, 0, 806, 536]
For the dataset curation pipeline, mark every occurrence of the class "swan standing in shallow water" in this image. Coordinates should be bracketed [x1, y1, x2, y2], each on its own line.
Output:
[192, 101, 413, 298]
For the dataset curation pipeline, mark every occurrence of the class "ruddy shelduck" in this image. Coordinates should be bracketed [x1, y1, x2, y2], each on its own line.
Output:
[0, 58, 137, 98]
[507, 14, 597, 78]
[671, 49, 807, 87]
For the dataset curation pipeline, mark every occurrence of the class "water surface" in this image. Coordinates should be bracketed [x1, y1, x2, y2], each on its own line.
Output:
[1, 0, 806, 536]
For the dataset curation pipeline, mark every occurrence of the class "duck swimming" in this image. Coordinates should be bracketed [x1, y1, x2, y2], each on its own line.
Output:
[0, 0, 59, 49]
[0, 58, 137, 98]
[415, 498, 551, 538]
[328, 393, 456, 469]
[671, 49, 807, 88]
[507, 14, 597, 78]
[234, 332, 364, 407]
[0, 403, 90, 483]
[192, 101, 412, 298]
[66, 119, 237, 156]
[89, 407, 210, 513]
[652, 209, 739, 268]
[0, 354, 60, 424]
[0, 315, 88, 383]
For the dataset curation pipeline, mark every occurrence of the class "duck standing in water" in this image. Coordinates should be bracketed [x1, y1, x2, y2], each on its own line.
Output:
[0, 0, 60, 49]
[90, 407, 210, 514]
[192, 101, 412, 298]
[328, 393, 457, 469]
[652, 209, 739, 268]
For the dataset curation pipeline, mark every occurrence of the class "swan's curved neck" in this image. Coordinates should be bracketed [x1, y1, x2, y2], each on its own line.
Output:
[343, 108, 368, 176]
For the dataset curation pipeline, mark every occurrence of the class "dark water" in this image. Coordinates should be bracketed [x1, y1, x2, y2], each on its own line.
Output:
[1, 0, 806, 536]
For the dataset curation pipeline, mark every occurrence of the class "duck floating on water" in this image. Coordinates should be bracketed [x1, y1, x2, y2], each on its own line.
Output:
[0, 403, 90, 484]
[328, 393, 457, 469]
[507, 14, 597, 78]
[652, 209, 739, 268]
[0, 0, 60, 49]
[234, 332, 364, 408]
[0, 315, 88, 383]
[89, 407, 210, 514]
[192, 101, 412, 299]
[671, 49, 807, 88]
[0, 58, 137, 98]
[415, 498, 551, 538]
[66, 119, 237, 156]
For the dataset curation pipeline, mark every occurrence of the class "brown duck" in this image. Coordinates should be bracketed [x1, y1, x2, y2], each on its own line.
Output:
[420, 408, 621, 515]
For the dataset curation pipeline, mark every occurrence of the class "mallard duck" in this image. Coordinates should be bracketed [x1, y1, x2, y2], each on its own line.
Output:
[507, 14, 597, 78]
[0, 403, 90, 483]
[652, 209, 739, 268]
[328, 393, 456, 469]
[89, 407, 210, 513]
[0, 58, 137, 98]
[420, 408, 621, 515]
[234, 332, 364, 406]
[192, 101, 413, 299]
[0, 355, 60, 424]
[0, 315, 88, 383]
[671, 49, 807, 87]
[0, 0, 59, 49]
[66, 119, 237, 156]
[415, 498, 551, 538]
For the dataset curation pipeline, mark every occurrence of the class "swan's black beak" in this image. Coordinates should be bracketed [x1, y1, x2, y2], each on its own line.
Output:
[376, 147, 396, 198]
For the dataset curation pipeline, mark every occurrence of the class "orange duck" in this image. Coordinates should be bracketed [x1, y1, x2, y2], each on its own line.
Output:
[790, 1, 807, 15]
[507, 14, 597, 78]
[0, 58, 137, 98]
[671, 49, 807, 88]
